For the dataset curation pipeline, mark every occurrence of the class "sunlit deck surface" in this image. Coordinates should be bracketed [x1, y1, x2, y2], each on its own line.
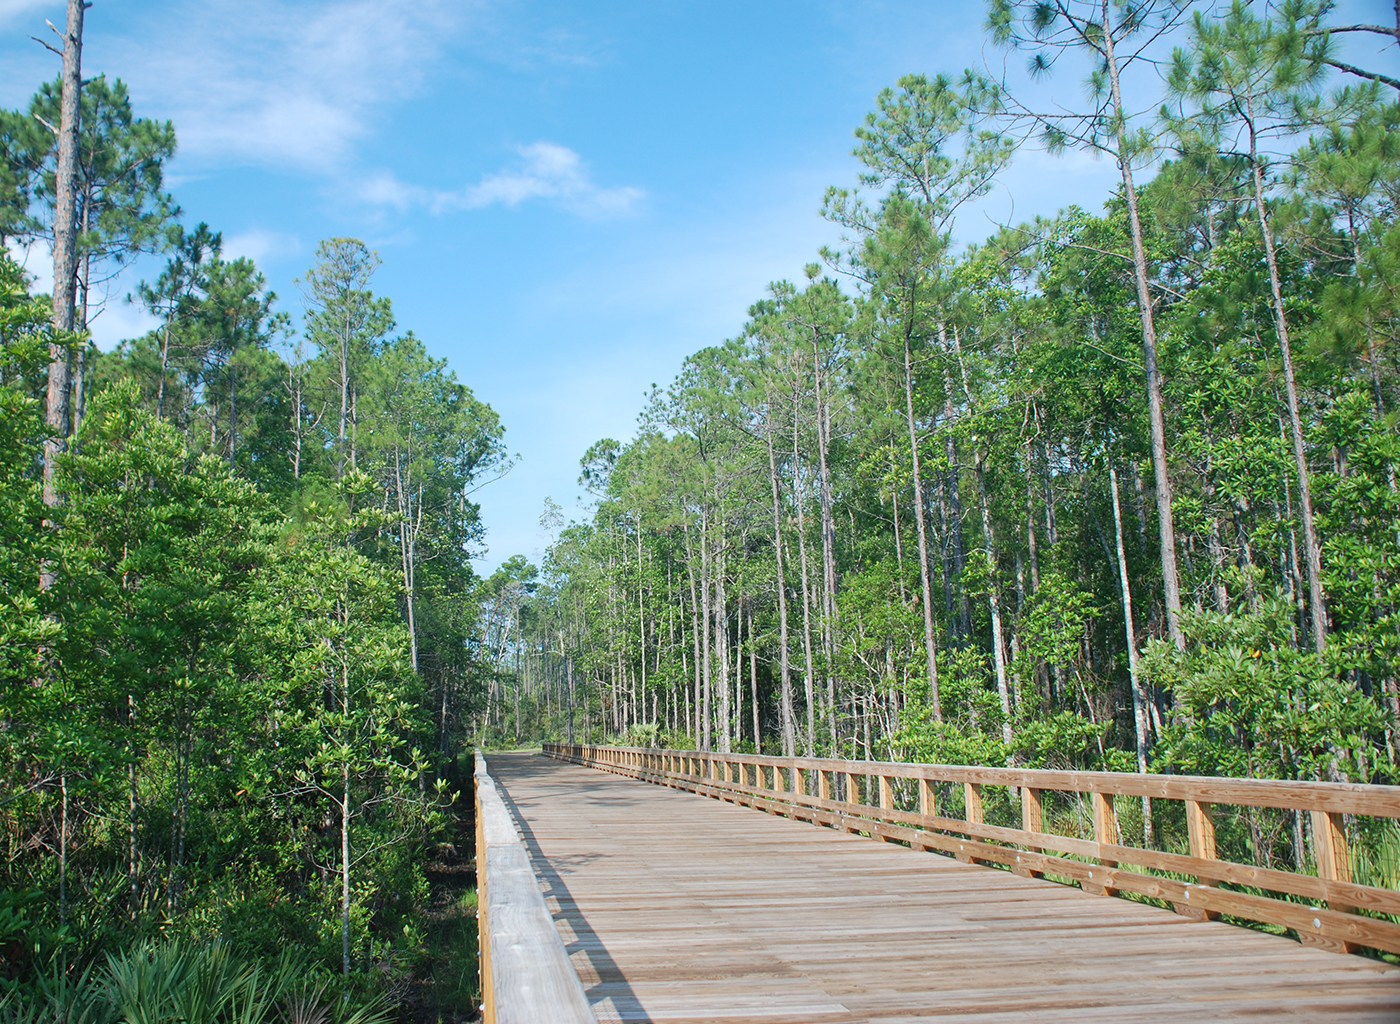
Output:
[485, 751, 1400, 1023]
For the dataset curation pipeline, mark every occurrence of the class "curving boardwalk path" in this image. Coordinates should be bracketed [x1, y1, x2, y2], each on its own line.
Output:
[486, 752, 1400, 1023]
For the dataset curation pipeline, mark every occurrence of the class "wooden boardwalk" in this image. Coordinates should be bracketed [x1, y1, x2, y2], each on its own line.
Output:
[486, 752, 1400, 1023]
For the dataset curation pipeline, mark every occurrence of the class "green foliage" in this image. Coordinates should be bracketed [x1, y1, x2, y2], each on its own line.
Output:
[484, 8, 1400, 839]
[0, 941, 390, 1024]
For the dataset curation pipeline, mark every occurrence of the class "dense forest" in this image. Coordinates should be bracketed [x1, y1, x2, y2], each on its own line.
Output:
[487, 0, 1400, 800]
[3, 0, 1400, 1018]
[0, 3, 512, 1017]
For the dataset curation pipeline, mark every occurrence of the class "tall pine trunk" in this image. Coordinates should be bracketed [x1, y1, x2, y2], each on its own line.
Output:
[904, 333, 942, 718]
[1246, 104, 1327, 653]
[1111, 463, 1153, 845]
[1102, 9, 1185, 651]
[42, 0, 85, 573]
[792, 390, 818, 754]
[765, 411, 798, 755]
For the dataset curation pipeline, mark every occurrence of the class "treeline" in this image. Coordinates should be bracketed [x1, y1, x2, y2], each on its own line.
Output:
[0, 20, 503, 1012]
[490, 0, 1400, 811]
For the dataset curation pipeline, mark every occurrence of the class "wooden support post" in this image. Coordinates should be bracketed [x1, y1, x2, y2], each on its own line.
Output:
[1306, 809, 1358, 952]
[964, 783, 983, 824]
[819, 769, 831, 802]
[1187, 801, 1218, 879]
[1174, 799, 1220, 921]
[919, 778, 937, 819]
[1021, 787, 1042, 834]
[846, 772, 862, 807]
[1015, 787, 1044, 878]
[876, 775, 896, 842]
[1084, 792, 1119, 896]
[1093, 792, 1119, 861]
[957, 784, 983, 863]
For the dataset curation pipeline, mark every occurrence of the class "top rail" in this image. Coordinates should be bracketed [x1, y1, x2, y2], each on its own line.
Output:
[474, 751, 596, 1024]
[550, 743, 1400, 817]
[544, 742, 1400, 958]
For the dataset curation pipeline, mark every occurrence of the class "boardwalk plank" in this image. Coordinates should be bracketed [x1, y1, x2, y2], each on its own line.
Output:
[487, 752, 1400, 1023]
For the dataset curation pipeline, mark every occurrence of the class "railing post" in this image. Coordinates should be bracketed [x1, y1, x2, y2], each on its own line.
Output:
[819, 769, 831, 802]
[956, 783, 983, 864]
[963, 783, 983, 823]
[1021, 787, 1042, 834]
[1309, 809, 1359, 952]
[879, 775, 894, 812]
[919, 778, 937, 818]
[1172, 799, 1220, 920]
[1084, 791, 1120, 896]
[1016, 787, 1044, 879]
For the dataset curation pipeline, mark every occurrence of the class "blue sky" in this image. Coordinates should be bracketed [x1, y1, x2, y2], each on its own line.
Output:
[1, 0, 1392, 569]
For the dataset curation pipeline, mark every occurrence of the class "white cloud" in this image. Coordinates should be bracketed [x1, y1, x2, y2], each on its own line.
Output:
[87, 298, 160, 353]
[0, 0, 52, 27]
[357, 143, 644, 220]
[7, 240, 160, 351]
[104, 0, 470, 171]
[223, 228, 301, 267]
[7, 238, 53, 297]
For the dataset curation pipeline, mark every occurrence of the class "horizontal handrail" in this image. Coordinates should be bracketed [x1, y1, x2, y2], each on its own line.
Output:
[475, 751, 597, 1024]
[544, 742, 1400, 958]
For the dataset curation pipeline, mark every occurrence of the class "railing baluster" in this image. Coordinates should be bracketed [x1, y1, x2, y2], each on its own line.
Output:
[1016, 788, 1043, 879]
[541, 742, 1400, 957]
[919, 777, 937, 818]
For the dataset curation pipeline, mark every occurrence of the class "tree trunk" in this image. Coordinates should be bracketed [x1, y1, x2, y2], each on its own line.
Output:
[59, 774, 68, 927]
[700, 508, 713, 751]
[1101, 13, 1184, 651]
[42, 0, 85, 539]
[749, 605, 761, 754]
[683, 520, 703, 741]
[341, 767, 352, 977]
[904, 334, 942, 718]
[228, 364, 237, 470]
[765, 414, 798, 755]
[813, 341, 840, 752]
[157, 316, 172, 422]
[338, 305, 351, 480]
[793, 392, 818, 754]
[1111, 463, 1153, 845]
[1246, 106, 1327, 653]
[716, 542, 731, 754]
[975, 451, 1013, 745]
[951, 325, 1011, 744]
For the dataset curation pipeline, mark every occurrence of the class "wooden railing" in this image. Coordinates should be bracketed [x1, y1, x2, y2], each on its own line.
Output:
[474, 752, 596, 1024]
[543, 742, 1400, 957]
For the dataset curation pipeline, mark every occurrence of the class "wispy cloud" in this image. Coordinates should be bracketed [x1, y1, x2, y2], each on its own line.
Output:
[223, 228, 302, 267]
[104, 0, 470, 171]
[0, 0, 52, 28]
[358, 143, 645, 219]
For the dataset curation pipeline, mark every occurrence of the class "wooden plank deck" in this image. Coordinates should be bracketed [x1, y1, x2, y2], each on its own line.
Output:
[486, 752, 1400, 1023]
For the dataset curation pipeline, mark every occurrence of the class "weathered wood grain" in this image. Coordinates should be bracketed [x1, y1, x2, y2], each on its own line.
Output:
[495, 752, 1400, 1023]
[549, 743, 1400, 939]
[558, 743, 1400, 816]
[474, 753, 597, 1024]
